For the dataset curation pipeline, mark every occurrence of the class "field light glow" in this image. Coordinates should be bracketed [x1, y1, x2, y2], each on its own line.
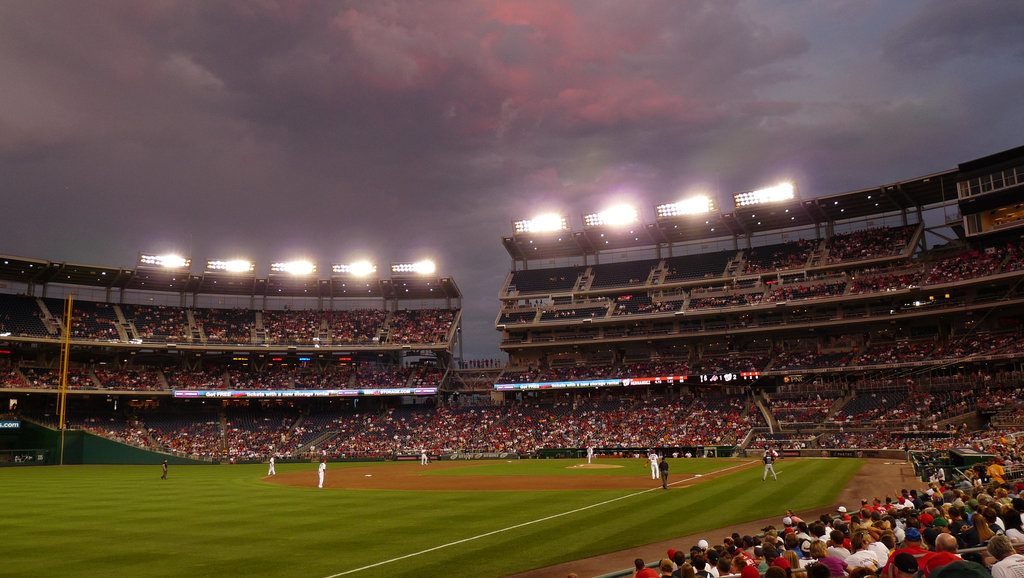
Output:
[733, 183, 795, 208]
[206, 259, 254, 273]
[333, 261, 377, 276]
[139, 254, 189, 269]
[584, 205, 639, 227]
[392, 260, 436, 274]
[271, 260, 316, 275]
[656, 195, 714, 217]
[514, 214, 568, 234]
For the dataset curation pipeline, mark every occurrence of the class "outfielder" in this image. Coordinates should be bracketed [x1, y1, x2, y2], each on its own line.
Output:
[762, 446, 778, 481]
[318, 459, 326, 488]
[268, 456, 276, 476]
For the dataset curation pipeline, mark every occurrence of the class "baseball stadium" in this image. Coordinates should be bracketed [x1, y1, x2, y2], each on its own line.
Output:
[3, 144, 1024, 576]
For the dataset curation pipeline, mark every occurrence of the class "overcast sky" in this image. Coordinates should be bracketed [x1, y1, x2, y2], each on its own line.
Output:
[1, 1, 1022, 359]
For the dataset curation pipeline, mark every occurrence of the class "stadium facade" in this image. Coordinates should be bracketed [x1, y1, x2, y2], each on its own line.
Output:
[2, 145, 1024, 464]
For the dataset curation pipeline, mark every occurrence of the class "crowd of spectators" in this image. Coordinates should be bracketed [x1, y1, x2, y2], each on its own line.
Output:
[826, 224, 917, 263]
[94, 368, 163, 391]
[925, 246, 1008, 285]
[224, 409, 296, 461]
[325, 309, 387, 344]
[356, 363, 414, 389]
[743, 239, 818, 274]
[146, 413, 223, 458]
[387, 309, 455, 344]
[122, 304, 189, 342]
[194, 308, 254, 344]
[689, 293, 764, 309]
[164, 368, 227, 390]
[262, 310, 322, 345]
[849, 269, 925, 294]
[767, 282, 848, 303]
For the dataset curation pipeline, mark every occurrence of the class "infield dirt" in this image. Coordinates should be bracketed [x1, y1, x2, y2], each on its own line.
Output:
[265, 459, 758, 491]
[265, 457, 918, 577]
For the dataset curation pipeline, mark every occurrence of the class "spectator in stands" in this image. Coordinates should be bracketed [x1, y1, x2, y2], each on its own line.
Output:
[988, 535, 1024, 578]
[807, 540, 847, 576]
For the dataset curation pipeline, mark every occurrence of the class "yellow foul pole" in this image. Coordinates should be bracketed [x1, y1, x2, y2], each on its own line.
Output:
[58, 295, 73, 465]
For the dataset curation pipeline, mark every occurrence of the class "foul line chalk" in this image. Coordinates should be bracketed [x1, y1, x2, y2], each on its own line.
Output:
[323, 460, 756, 577]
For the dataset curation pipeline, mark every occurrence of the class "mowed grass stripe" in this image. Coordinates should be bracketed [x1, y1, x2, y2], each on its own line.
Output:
[424, 457, 739, 477]
[2, 458, 861, 577]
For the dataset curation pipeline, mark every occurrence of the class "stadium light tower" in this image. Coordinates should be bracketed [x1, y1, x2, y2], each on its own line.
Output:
[656, 195, 715, 218]
[733, 182, 796, 208]
[332, 261, 377, 277]
[137, 253, 190, 270]
[391, 260, 436, 275]
[206, 259, 254, 273]
[583, 204, 640, 227]
[513, 213, 569, 234]
[270, 260, 317, 275]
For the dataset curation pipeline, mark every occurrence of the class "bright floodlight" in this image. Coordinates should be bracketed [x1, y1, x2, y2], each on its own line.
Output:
[206, 259, 254, 273]
[391, 260, 436, 275]
[656, 195, 715, 218]
[733, 182, 795, 208]
[583, 204, 639, 227]
[138, 253, 190, 269]
[270, 260, 316, 275]
[513, 214, 569, 234]
[333, 261, 377, 276]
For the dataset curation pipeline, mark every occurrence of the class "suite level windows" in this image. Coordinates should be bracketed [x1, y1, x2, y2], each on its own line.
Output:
[958, 165, 1023, 198]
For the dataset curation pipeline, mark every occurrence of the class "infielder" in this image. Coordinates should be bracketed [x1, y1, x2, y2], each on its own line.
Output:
[762, 446, 777, 481]
[586, 445, 594, 464]
[318, 459, 326, 488]
[268, 456, 276, 476]
[649, 451, 660, 480]
[420, 449, 429, 465]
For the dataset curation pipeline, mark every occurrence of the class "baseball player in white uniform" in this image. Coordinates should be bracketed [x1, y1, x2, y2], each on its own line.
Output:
[318, 459, 326, 488]
[649, 451, 660, 479]
[586, 445, 594, 464]
[762, 446, 778, 481]
[268, 456, 276, 476]
[420, 449, 429, 465]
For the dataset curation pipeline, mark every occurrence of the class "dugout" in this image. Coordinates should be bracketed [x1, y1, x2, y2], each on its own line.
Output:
[949, 447, 997, 467]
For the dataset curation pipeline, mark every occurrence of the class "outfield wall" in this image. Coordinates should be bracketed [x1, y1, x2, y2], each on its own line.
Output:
[4, 422, 208, 466]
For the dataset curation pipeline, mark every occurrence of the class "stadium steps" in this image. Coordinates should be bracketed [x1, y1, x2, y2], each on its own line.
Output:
[219, 411, 228, 452]
[754, 396, 778, 433]
[111, 305, 136, 341]
[36, 298, 62, 335]
[294, 430, 338, 457]
[185, 310, 202, 343]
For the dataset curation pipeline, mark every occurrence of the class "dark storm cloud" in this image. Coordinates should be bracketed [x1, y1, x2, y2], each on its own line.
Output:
[882, 1, 1024, 70]
[0, 1, 1022, 357]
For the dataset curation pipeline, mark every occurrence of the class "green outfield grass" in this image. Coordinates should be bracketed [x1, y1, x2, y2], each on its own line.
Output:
[2, 457, 862, 577]
[424, 456, 739, 477]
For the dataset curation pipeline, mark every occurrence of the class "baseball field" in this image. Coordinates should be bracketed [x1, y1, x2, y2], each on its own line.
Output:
[3, 457, 863, 577]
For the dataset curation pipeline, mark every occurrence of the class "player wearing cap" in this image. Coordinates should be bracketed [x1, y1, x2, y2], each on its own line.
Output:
[649, 451, 661, 480]
[267, 455, 276, 476]
[317, 458, 326, 488]
[762, 446, 777, 481]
